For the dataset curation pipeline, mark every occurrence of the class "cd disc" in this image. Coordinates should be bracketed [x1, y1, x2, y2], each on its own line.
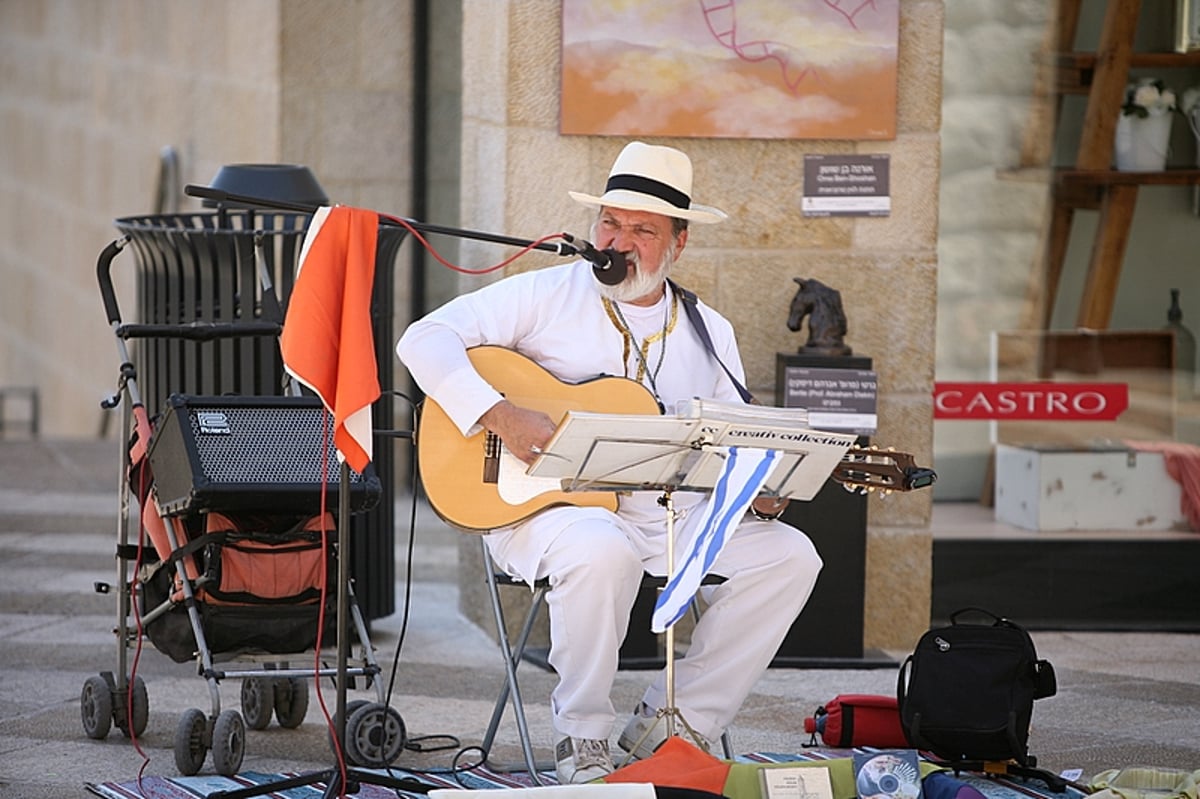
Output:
[854, 752, 921, 799]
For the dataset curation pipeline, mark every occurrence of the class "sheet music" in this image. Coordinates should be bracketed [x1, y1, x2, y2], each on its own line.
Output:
[674, 397, 810, 427]
[526, 406, 856, 501]
[527, 414, 703, 491]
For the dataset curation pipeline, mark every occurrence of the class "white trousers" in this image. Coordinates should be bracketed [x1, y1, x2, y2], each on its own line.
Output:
[484, 503, 823, 742]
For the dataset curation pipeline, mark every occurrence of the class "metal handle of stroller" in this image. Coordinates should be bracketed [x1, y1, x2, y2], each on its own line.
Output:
[96, 237, 129, 326]
[96, 234, 283, 342]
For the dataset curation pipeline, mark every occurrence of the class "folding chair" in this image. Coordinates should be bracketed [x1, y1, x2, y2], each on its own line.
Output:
[477, 537, 734, 783]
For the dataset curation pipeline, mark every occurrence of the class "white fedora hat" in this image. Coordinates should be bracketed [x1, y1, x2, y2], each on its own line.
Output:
[569, 141, 728, 224]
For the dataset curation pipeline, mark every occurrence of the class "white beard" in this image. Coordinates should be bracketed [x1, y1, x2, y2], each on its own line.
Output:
[595, 246, 674, 304]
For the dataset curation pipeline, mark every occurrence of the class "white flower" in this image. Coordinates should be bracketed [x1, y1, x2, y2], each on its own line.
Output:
[1133, 84, 1160, 109]
[1122, 78, 1178, 117]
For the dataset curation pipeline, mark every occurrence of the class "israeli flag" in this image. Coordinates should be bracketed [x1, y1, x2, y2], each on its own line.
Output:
[651, 447, 780, 632]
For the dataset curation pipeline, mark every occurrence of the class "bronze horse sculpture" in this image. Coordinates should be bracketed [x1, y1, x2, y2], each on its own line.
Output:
[787, 277, 852, 356]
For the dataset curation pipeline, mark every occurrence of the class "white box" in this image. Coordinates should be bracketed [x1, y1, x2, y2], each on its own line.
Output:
[994, 443, 1186, 531]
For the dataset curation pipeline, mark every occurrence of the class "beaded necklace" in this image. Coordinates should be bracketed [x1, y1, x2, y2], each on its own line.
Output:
[602, 288, 678, 408]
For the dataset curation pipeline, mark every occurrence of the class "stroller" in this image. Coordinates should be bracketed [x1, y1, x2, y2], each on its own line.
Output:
[81, 228, 406, 777]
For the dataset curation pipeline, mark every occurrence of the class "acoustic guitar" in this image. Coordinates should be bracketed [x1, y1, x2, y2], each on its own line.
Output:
[417, 346, 935, 532]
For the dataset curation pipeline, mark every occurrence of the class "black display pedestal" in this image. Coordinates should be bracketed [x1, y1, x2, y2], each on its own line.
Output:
[770, 352, 894, 668]
[772, 480, 892, 667]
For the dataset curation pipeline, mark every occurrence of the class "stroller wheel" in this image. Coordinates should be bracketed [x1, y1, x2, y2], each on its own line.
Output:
[174, 708, 208, 776]
[273, 676, 309, 729]
[344, 702, 406, 768]
[327, 699, 370, 757]
[117, 675, 149, 738]
[80, 675, 114, 740]
[241, 677, 274, 730]
[211, 709, 246, 777]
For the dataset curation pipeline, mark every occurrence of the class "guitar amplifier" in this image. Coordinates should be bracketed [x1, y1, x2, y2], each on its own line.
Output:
[147, 394, 381, 517]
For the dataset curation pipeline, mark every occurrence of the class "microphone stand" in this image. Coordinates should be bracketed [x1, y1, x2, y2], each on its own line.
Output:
[184, 183, 593, 262]
[183, 183, 605, 798]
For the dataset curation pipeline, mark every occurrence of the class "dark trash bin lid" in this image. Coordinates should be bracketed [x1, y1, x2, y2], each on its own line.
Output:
[204, 164, 328, 209]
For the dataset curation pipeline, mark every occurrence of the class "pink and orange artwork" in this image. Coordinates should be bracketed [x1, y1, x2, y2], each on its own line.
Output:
[560, 0, 898, 140]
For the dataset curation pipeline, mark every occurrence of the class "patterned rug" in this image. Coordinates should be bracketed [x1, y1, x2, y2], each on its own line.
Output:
[86, 762, 550, 799]
[87, 753, 1087, 799]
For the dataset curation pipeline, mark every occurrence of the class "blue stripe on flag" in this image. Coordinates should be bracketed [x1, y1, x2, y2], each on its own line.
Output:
[652, 447, 779, 632]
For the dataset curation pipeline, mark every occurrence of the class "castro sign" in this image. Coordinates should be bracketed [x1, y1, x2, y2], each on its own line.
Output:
[933, 382, 1128, 421]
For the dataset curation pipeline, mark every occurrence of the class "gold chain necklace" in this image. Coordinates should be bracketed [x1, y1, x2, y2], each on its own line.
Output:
[602, 290, 678, 402]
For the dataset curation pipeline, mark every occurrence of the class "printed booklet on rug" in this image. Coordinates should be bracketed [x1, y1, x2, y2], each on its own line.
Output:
[761, 765, 836, 799]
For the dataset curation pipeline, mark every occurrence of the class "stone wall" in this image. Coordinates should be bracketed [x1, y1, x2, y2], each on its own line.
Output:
[0, 0, 413, 438]
[938, 2, 1052, 378]
[932, 2, 1053, 493]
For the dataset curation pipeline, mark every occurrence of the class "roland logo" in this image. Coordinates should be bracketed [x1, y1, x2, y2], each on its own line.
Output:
[196, 411, 232, 435]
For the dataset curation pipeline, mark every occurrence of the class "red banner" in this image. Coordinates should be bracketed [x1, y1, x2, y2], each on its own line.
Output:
[933, 382, 1129, 421]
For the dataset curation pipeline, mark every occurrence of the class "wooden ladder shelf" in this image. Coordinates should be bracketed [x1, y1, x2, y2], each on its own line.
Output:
[1040, 0, 1200, 330]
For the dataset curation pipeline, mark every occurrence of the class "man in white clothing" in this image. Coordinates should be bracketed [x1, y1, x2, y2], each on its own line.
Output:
[396, 142, 823, 783]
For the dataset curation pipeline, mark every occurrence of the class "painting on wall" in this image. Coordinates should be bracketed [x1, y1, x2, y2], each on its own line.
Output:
[560, 0, 899, 140]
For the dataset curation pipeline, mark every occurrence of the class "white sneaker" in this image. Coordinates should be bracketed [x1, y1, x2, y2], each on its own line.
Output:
[554, 735, 614, 784]
[617, 702, 712, 760]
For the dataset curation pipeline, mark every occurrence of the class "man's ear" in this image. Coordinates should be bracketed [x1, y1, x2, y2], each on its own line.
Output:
[674, 228, 689, 260]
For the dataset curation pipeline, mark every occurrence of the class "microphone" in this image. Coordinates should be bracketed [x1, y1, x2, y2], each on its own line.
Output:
[563, 233, 628, 286]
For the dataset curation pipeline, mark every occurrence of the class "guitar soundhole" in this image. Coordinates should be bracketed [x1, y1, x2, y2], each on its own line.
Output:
[483, 431, 500, 484]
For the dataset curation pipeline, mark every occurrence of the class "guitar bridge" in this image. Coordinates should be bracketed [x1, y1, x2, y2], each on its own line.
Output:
[483, 431, 500, 485]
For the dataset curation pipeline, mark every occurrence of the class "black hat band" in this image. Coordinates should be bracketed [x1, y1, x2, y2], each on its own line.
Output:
[605, 174, 691, 210]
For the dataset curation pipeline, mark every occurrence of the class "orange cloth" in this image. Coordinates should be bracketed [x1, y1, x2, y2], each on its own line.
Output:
[1126, 440, 1200, 532]
[280, 206, 380, 473]
[605, 736, 731, 795]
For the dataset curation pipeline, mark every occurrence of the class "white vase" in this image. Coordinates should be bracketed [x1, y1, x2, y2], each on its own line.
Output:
[1114, 112, 1173, 171]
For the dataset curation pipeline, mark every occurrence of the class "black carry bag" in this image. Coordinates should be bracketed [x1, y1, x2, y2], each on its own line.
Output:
[896, 607, 1057, 767]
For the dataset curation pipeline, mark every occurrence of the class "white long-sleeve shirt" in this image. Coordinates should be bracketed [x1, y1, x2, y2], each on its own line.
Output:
[397, 262, 745, 425]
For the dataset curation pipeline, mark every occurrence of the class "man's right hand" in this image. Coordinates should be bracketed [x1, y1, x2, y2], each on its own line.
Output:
[479, 400, 558, 466]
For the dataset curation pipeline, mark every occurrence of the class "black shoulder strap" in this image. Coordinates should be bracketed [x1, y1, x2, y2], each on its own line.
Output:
[669, 280, 755, 404]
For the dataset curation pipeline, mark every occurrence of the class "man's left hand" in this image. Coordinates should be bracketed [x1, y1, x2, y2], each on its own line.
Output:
[751, 496, 789, 520]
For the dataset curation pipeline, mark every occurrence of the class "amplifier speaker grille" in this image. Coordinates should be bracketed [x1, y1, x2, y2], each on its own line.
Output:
[148, 394, 381, 516]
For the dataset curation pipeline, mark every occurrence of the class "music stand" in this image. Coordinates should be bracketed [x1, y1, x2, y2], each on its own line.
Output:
[523, 409, 855, 751]
[527, 409, 855, 504]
